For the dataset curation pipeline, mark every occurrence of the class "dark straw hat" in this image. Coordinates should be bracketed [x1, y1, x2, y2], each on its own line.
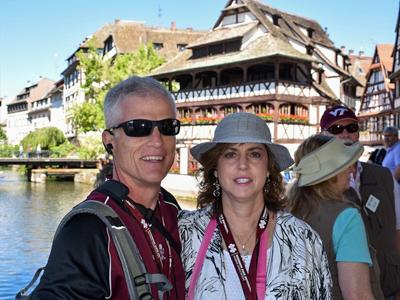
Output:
[190, 112, 294, 171]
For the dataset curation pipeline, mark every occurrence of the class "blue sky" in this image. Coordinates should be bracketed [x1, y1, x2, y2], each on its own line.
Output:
[0, 0, 398, 100]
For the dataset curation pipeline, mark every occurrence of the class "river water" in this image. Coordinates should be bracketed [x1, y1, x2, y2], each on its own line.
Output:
[0, 168, 196, 299]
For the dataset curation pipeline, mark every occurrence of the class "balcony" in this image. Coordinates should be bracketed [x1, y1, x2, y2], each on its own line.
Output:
[172, 80, 318, 103]
[177, 122, 316, 142]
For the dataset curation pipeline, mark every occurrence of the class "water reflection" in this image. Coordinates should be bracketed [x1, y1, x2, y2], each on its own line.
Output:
[0, 169, 196, 299]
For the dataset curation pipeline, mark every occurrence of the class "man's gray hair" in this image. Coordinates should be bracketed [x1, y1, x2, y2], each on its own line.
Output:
[383, 126, 398, 136]
[104, 76, 176, 128]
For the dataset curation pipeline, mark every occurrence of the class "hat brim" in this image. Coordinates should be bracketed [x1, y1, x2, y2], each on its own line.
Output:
[297, 142, 363, 187]
[191, 138, 294, 171]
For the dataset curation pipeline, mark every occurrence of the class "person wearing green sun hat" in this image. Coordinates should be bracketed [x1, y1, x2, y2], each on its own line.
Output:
[288, 134, 380, 300]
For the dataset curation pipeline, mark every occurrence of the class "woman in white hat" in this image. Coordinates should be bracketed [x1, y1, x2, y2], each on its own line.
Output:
[288, 134, 375, 300]
[179, 112, 332, 299]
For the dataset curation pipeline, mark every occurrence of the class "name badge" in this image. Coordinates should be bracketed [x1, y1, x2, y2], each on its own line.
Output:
[365, 195, 380, 213]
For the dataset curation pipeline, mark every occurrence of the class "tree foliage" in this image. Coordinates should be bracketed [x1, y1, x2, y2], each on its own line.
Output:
[73, 40, 166, 132]
[21, 127, 66, 150]
[0, 127, 7, 141]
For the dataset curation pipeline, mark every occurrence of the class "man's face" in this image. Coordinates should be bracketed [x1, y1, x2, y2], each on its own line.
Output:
[383, 131, 398, 148]
[104, 94, 177, 189]
[324, 119, 360, 144]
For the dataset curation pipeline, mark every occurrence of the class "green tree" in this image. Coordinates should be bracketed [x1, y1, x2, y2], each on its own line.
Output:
[0, 127, 6, 141]
[73, 41, 165, 132]
[21, 127, 66, 150]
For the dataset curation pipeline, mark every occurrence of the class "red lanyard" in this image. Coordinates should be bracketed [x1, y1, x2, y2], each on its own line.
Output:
[189, 208, 269, 300]
[125, 199, 173, 277]
[217, 207, 269, 300]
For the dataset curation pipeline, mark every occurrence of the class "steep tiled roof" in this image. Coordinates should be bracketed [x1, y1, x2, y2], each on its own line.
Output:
[80, 23, 115, 48]
[216, 0, 334, 48]
[152, 34, 313, 75]
[103, 20, 205, 60]
[10, 78, 55, 104]
[188, 22, 257, 48]
[376, 44, 394, 72]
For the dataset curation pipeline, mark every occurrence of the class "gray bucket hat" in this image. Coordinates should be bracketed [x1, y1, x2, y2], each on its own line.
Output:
[293, 138, 363, 187]
[190, 112, 294, 171]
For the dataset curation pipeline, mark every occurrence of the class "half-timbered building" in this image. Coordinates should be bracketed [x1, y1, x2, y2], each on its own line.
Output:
[390, 6, 400, 132]
[358, 44, 394, 145]
[152, 0, 360, 171]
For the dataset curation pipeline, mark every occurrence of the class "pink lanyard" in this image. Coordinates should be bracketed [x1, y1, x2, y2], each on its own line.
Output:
[188, 218, 268, 300]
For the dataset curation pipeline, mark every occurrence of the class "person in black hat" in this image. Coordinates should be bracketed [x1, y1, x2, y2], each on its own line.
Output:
[320, 105, 400, 298]
[179, 112, 332, 299]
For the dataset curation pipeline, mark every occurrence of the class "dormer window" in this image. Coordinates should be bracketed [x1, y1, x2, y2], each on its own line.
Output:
[191, 39, 241, 59]
[153, 43, 164, 50]
[272, 14, 280, 26]
[306, 45, 314, 55]
[307, 28, 314, 38]
[103, 36, 114, 55]
[177, 44, 187, 51]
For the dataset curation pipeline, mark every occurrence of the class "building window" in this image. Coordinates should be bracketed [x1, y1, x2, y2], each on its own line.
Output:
[191, 39, 241, 59]
[153, 43, 164, 50]
[307, 28, 314, 38]
[103, 37, 114, 54]
[272, 14, 280, 26]
[209, 44, 223, 55]
[279, 63, 294, 81]
[177, 44, 187, 51]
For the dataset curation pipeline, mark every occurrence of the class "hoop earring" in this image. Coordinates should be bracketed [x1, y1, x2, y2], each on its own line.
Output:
[213, 179, 221, 198]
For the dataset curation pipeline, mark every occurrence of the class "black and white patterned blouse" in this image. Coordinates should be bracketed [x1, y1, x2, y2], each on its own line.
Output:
[178, 205, 332, 299]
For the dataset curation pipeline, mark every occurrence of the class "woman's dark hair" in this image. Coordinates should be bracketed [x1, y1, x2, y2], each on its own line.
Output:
[287, 134, 343, 220]
[195, 143, 287, 215]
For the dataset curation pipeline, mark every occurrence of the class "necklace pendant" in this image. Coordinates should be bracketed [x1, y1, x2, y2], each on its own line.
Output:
[242, 244, 248, 255]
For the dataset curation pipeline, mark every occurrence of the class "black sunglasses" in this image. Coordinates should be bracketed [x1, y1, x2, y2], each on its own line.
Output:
[107, 118, 180, 137]
[327, 123, 359, 135]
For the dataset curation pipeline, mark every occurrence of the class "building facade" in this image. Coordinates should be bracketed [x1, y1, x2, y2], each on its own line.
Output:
[358, 45, 394, 145]
[390, 5, 400, 132]
[61, 20, 205, 139]
[6, 78, 55, 145]
[152, 0, 360, 167]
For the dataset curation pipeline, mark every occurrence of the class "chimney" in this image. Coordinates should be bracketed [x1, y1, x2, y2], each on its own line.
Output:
[340, 46, 346, 54]
[171, 21, 176, 31]
[349, 49, 354, 55]
[359, 50, 364, 57]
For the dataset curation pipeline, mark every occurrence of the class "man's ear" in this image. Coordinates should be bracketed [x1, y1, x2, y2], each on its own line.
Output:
[102, 130, 113, 148]
[101, 130, 113, 145]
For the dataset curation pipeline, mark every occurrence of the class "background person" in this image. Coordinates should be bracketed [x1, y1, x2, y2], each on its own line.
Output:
[320, 105, 400, 298]
[31, 76, 185, 299]
[179, 112, 332, 299]
[382, 126, 400, 181]
[288, 134, 376, 299]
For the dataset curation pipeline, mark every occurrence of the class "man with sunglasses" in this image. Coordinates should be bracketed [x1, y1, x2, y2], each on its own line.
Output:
[320, 105, 400, 299]
[31, 76, 185, 299]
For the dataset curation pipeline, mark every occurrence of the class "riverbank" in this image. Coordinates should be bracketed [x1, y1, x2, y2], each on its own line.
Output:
[161, 173, 199, 198]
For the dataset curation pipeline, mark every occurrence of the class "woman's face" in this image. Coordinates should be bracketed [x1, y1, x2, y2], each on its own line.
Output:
[333, 164, 354, 193]
[216, 143, 269, 203]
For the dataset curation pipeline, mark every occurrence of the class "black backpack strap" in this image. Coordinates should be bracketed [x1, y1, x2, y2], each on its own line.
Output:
[55, 200, 172, 300]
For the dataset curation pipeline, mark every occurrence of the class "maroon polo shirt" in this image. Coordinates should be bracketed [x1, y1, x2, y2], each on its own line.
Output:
[87, 190, 185, 300]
